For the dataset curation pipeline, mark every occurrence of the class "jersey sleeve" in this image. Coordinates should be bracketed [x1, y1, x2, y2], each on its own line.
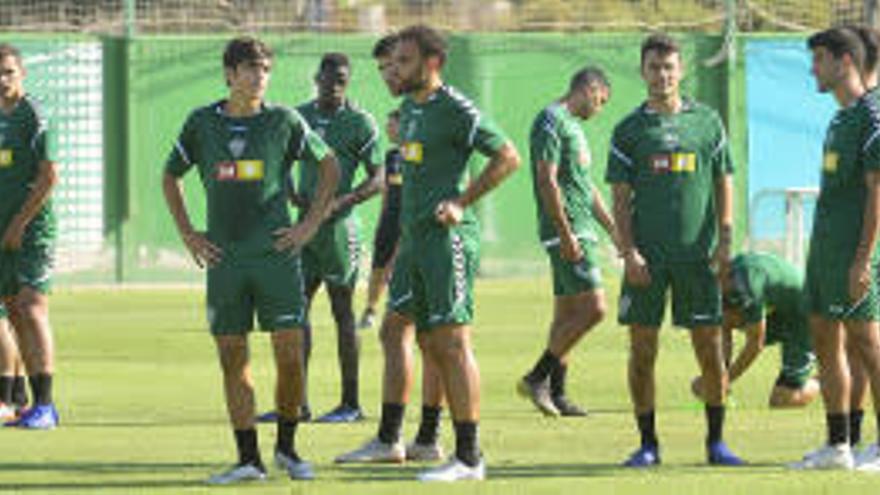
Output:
[28, 103, 51, 163]
[606, 123, 635, 184]
[530, 113, 561, 167]
[357, 113, 383, 167]
[861, 101, 880, 171]
[286, 109, 331, 165]
[709, 113, 734, 178]
[465, 110, 509, 157]
[165, 111, 198, 177]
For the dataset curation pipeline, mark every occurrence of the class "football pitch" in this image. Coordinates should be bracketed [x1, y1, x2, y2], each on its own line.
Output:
[1, 278, 877, 494]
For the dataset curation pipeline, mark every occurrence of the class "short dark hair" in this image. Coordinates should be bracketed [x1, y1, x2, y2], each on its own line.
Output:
[640, 33, 681, 66]
[223, 36, 273, 70]
[372, 33, 399, 59]
[569, 66, 610, 93]
[807, 27, 865, 72]
[0, 43, 22, 65]
[397, 24, 447, 65]
[319, 52, 350, 73]
[845, 25, 880, 75]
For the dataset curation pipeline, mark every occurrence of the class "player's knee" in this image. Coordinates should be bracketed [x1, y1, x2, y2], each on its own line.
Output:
[12, 292, 46, 324]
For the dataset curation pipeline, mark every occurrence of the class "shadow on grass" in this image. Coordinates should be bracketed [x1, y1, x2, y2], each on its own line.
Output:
[338, 461, 783, 481]
[0, 461, 217, 491]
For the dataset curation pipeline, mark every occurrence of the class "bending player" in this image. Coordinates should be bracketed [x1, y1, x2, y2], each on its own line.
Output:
[691, 252, 819, 408]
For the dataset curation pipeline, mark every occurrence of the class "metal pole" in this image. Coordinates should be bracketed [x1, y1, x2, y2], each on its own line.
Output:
[124, 0, 136, 38]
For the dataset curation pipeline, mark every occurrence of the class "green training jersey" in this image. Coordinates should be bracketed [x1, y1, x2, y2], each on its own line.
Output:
[398, 85, 509, 231]
[165, 100, 330, 257]
[296, 100, 382, 220]
[605, 99, 732, 263]
[529, 102, 596, 246]
[0, 95, 55, 235]
[726, 252, 804, 343]
[810, 94, 880, 259]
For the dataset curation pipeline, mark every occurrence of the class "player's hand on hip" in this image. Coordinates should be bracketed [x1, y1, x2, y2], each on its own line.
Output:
[623, 249, 651, 287]
[0, 219, 25, 251]
[182, 231, 222, 268]
[560, 232, 583, 263]
[273, 222, 315, 254]
[848, 254, 872, 302]
[435, 199, 464, 227]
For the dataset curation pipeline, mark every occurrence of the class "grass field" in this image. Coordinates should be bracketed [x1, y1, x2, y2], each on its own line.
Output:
[1, 277, 878, 494]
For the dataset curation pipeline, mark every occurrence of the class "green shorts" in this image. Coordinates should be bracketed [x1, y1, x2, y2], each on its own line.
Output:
[0, 224, 54, 297]
[618, 261, 722, 329]
[388, 223, 479, 332]
[804, 248, 879, 321]
[546, 240, 602, 296]
[301, 216, 361, 288]
[765, 310, 814, 388]
[206, 251, 307, 335]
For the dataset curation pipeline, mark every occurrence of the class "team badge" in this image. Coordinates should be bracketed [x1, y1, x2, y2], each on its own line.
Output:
[823, 152, 838, 173]
[228, 135, 246, 159]
[401, 142, 423, 164]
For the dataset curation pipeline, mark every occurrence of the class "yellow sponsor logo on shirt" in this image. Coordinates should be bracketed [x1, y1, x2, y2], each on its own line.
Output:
[669, 152, 696, 172]
[388, 173, 403, 185]
[823, 152, 838, 173]
[236, 160, 264, 180]
[401, 142, 423, 164]
[0, 149, 12, 167]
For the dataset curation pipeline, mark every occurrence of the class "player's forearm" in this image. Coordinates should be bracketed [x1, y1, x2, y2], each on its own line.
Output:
[536, 165, 575, 240]
[715, 175, 734, 241]
[10, 160, 57, 228]
[340, 164, 384, 210]
[591, 187, 619, 243]
[457, 143, 520, 209]
[856, 171, 880, 260]
[611, 183, 636, 254]
[729, 324, 765, 382]
[301, 153, 340, 227]
[162, 172, 196, 237]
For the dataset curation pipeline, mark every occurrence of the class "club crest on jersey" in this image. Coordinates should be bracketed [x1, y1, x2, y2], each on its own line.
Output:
[216, 160, 264, 181]
[228, 135, 246, 159]
[401, 142, 423, 164]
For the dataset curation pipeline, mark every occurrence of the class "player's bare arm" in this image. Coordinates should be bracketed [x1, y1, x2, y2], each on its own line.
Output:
[161, 172, 222, 268]
[0, 159, 57, 251]
[274, 152, 340, 252]
[591, 186, 621, 254]
[535, 159, 580, 262]
[712, 175, 733, 280]
[727, 320, 766, 383]
[436, 142, 520, 226]
[611, 182, 650, 287]
[333, 159, 384, 214]
[850, 169, 880, 302]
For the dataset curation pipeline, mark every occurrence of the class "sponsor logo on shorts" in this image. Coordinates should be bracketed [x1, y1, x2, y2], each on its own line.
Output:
[276, 314, 298, 325]
[691, 313, 715, 323]
[573, 262, 601, 285]
[619, 294, 631, 318]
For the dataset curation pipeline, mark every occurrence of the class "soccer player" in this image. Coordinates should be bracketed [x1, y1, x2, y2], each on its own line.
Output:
[792, 27, 880, 470]
[518, 66, 617, 417]
[844, 24, 880, 466]
[691, 252, 819, 408]
[607, 33, 743, 467]
[0, 43, 60, 430]
[335, 33, 449, 465]
[358, 108, 403, 330]
[290, 52, 383, 423]
[339, 25, 521, 481]
[162, 37, 339, 484]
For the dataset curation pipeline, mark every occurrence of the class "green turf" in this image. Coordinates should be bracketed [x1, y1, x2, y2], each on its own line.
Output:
[1, 278, 878, 493]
